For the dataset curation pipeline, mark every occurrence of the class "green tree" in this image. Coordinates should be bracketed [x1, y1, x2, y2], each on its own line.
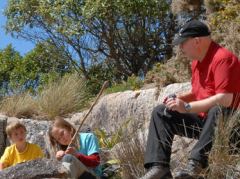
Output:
[0, 45, 22, 95]
[5, 0, 89, 78]
[5, 0, 176, 82]
[10, 42, 74, 94]
[0, 43, 73, 96]
[83, 0, 176, 78]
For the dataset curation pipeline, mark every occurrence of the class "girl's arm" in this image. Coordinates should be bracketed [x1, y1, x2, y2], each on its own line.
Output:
[75, 153, 100, 168]
[65, 147, 100, 167]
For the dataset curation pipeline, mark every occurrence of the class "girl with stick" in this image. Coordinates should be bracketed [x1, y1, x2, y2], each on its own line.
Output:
[48, 116, 101, 178]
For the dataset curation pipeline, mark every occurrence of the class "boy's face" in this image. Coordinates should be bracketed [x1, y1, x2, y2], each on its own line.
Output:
[10, 127, 26, 144]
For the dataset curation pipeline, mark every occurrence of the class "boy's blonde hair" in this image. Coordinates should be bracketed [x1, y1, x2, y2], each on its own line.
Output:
[6, 121, 26, 137]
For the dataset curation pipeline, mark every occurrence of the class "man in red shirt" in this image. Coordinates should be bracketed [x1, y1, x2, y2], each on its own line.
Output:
[140, 19, 240, 179]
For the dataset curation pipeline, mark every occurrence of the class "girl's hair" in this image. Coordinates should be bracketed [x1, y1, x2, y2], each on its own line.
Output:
[6, 121, 26, 137]
[48, 116, 79, 151]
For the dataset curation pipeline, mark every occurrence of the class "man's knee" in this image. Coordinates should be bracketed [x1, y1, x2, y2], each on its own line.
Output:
[206, 106, 222, 121]
[152, 104, 166, 116]
[207, 106, 233, 122]
[208, 106, 221, 114]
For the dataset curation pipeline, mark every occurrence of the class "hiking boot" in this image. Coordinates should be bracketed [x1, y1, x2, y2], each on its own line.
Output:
[79, 171, 96, 179]
[175, 159, 204, 179]
[139, 165, 172, 179]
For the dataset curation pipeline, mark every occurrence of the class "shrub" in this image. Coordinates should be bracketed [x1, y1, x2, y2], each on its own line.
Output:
[95, 128, 123, 149]
[106, 75, 143, 94]
[145, 55, 191, 88]
[95, 119, 131, 149]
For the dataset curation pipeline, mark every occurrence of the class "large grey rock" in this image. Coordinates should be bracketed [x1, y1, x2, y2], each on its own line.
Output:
[0, 116, 7, 156]
[0, 158, 68, 179]
[71, 82, 191, 132]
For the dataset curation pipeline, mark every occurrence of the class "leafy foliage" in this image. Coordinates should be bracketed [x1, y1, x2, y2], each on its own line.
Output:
[0, 45, 22, 95]
[171, 0, 203, 17]
[86, 63, 116, 95]
[0, 43, 73, 96]
[95, 119, 131, 149]
[95, 128, 122, 149]
[105, 75, 144, 94]
[5, 0, 176, 83]
[205, 0, 240, 57]
[83, 0, 175, 78]
[145, 57, 191, 88]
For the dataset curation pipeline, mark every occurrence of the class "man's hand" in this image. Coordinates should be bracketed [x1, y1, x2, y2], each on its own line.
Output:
[163, 94, 176, 104]
[165, 96, 187, 113]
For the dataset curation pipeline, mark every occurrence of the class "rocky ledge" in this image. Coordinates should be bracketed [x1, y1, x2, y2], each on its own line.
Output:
[0, 158, 68, 179]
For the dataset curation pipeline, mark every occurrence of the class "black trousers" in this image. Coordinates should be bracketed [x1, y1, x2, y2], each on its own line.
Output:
[144, 104, 225, 169]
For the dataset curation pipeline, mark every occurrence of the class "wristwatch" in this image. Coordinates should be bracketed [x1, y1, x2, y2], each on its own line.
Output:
[184, 102, 192, 112]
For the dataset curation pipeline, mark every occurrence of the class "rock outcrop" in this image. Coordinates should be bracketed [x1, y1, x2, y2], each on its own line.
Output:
[0, 82, 195, 177]
[0, 117, 7, 157]
[0, 158, 68, 179]
[71, 82, 191, 131]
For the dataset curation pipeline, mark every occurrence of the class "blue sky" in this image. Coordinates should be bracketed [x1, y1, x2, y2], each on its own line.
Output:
[0, 0, 35, 56]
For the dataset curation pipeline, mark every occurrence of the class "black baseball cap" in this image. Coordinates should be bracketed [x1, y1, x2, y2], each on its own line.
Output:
[173, 19, 211, 45]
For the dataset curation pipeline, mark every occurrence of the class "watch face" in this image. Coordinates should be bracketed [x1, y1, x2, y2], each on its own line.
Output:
[184, 103, 191, 112]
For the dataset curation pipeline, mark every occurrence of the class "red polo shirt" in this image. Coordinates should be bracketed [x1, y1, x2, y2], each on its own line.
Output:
[191, 41, 240, 117]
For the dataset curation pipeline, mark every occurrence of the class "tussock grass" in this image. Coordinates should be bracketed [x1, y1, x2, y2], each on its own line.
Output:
[0, 93, 38, 118]
[113, 131, 147, 179]
[37, 73, 89, 119]
[0, 74, 89, 119]
[208, 109, 240, 178]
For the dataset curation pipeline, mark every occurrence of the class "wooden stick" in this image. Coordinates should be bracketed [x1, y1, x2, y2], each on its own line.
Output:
[67, 81, 109, 148]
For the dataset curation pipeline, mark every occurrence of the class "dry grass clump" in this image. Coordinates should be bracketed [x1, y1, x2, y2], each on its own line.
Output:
[208, 109, 240, 178]
[37, 73, 89, 119]
[113, 131, 147, 179]
[0, 73, 89, 119]
[0, 93, 38, 118]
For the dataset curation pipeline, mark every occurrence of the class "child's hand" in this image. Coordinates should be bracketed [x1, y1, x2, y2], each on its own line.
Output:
[56, 150, 65, 160]
[65, 147, 77, 157]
